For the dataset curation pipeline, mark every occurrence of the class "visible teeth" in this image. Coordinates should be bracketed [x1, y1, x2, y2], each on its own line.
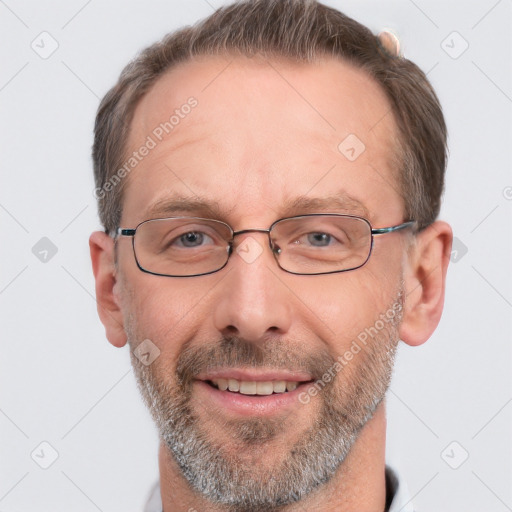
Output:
[228, 378, 240, 392]
[273, 380, 286, 393]
[217, 378, 228, 391]
[286, 381, 298, 391]
[256, 382, 274, 395]
[239, 381, 257, 395]
[210, 378, 301, 394]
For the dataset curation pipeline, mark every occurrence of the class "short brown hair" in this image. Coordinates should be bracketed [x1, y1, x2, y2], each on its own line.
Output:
[93, 0, 447, 235]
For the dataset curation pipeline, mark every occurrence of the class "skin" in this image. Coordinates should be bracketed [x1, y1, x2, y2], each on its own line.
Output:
[90, 54, 452, 512]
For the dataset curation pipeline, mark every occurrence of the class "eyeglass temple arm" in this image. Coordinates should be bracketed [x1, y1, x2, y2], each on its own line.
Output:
[116, 228, 136, 237]
[371, 220, 417, 235]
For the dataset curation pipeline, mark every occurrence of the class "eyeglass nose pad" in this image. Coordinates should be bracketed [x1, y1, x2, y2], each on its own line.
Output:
[272, 243, 282, 256]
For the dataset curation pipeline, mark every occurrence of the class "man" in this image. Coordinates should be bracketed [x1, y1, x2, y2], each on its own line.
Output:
[90, 1, 452, 510]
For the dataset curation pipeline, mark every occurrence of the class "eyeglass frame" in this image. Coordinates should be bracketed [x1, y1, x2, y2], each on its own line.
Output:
[115, 214, 417, 277]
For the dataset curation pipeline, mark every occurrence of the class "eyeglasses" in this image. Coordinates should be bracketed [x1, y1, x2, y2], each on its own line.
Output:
[115, 214, 417, 277]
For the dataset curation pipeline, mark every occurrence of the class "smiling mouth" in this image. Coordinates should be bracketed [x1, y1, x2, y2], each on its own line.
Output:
[205, 378, 313, 396]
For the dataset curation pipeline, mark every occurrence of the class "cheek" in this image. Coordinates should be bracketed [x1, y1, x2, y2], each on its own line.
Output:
[296, 270, 400, 353]
[122, 278, 202, 360]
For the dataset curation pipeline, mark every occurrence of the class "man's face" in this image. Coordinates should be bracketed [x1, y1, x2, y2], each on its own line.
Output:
[116, 55, 408, 510]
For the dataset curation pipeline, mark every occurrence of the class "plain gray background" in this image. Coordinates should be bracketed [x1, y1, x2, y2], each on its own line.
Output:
[1, 0, 511, 510]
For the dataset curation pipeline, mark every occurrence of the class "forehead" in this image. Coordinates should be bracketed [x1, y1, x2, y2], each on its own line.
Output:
[122, 54, 403, 227]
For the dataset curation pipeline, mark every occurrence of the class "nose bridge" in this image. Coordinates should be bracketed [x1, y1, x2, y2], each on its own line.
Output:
[213, 227, 292, 341]
[232, 227, 271, 239]
[229, 227, 276, 260]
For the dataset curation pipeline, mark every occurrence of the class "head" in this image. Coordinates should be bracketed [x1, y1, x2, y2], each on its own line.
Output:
[90, 1, 452, 510]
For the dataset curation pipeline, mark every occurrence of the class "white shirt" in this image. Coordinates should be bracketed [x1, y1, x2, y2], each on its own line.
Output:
[143, 465, 414, 511]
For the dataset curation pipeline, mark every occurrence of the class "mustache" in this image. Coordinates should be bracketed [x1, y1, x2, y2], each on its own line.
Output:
[175, 335, 336, 386]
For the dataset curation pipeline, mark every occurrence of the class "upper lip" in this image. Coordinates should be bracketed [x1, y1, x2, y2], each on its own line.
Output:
[196, 369, 314, 382]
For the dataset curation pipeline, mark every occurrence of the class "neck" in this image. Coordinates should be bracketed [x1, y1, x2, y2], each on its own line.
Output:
[158, 402, 388, 512]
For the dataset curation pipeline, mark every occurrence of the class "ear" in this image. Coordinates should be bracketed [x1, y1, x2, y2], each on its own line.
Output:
[89, 231, 127, 348]
[399, 220, 453, 346]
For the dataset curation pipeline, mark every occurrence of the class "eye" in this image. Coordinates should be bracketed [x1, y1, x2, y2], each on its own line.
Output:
[174, 231, 213, 248]
[156, 223, 223, 253]
[293, 230, 348, 248]
[305, 232, 336, 247]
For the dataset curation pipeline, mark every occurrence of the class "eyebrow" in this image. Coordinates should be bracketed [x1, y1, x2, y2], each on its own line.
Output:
[283, 194, 370, 218]
[145, 196, 227, 219]
[144, 191, 371, 223]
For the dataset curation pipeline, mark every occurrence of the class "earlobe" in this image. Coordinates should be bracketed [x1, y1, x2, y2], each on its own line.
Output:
[399, 220, 453, 347]
[89, 231, 127, 348]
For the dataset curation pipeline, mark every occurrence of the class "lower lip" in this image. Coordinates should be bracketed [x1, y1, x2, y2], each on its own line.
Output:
[194, 380, 312, 416]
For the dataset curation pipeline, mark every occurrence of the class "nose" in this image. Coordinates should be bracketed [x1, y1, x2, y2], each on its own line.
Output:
[212, 231, 293, 341]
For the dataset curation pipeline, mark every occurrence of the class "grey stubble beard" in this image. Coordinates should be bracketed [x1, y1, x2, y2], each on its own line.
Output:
[126, 287, 404, 512]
